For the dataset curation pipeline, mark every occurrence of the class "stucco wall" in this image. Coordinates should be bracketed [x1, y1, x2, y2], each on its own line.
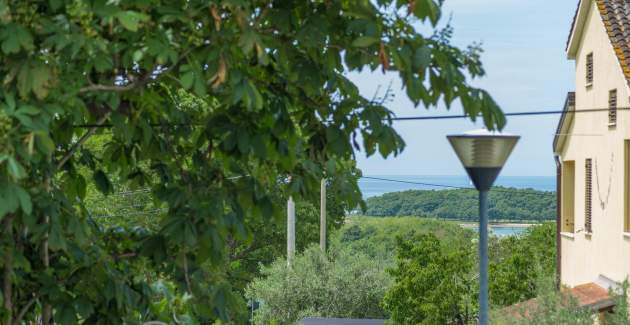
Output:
[560, 0, 630, 287]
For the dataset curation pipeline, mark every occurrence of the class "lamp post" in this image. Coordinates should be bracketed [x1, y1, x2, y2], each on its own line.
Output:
[447, 129, 519, 325]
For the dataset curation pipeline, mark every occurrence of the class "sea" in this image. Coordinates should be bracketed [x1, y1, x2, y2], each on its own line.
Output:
[358, 175, 556, 236]
[358, 175, 556, 199]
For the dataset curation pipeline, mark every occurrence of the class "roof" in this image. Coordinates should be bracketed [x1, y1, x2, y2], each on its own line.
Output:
[501, 282, 614, 320]
[301, 318, 386, 325]
[567, 0, 630, 87]
[552, 92, 576, 154]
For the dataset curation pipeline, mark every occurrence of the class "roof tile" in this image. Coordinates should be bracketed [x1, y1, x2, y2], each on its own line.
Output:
[595, 0, 630, 87]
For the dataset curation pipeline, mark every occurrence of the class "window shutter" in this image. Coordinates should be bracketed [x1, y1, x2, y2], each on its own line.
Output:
[586, 53, 594, 85]
[609, 89, 617, 125]
[585, 158, 593, 233]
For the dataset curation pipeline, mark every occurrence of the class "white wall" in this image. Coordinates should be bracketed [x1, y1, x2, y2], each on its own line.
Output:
[560, 0, 630, 287]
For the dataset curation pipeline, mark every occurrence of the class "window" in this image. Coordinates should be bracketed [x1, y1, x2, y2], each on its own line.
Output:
[585, 158, 593, 233]
[562, 161, 575, 233]
[609, 89, 617, 125]
[586, 53, 594, 86]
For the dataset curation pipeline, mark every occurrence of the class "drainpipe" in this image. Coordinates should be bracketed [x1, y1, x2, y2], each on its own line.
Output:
[555, 155, 562, 290]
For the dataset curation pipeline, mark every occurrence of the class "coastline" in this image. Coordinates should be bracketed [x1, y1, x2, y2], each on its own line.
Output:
[459, 223, 538, 229]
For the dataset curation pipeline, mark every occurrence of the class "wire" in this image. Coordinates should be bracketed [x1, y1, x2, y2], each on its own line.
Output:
[391, 106, 630, 121]
[71, 106, 629, 128]
[360, 176, 555, 197]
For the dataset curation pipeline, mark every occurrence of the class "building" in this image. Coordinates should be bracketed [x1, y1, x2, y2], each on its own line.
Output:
[553, 0, 630, 293]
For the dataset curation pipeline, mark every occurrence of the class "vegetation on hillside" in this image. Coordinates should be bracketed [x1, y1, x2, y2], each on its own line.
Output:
[247, 217, 559, 323]
[334, 217, 474, 260]
[364, 188, 556, 222]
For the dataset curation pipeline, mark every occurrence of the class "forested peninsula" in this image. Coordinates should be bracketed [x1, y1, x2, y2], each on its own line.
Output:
[364, 187, 556, 222]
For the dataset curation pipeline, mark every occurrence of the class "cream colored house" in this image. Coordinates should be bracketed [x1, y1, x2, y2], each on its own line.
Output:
[553, 0, 630, 297]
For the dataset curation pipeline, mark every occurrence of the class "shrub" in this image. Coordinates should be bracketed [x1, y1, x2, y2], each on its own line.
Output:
[246, 245, 391, 324]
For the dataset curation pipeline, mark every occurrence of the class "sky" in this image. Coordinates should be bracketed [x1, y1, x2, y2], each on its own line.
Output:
[352, 0, 578, 176]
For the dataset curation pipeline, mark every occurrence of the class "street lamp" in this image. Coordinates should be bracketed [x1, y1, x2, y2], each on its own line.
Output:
[447, 129, 519, 325]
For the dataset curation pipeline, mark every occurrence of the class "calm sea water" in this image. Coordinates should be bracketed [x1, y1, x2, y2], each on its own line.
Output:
[358, 175, 556, 199]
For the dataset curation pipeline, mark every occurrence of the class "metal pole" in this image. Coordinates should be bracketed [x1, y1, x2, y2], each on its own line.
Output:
[479, 190, 489, 325]
[320, 178, 326, 252]
[287, 196, 295, 267]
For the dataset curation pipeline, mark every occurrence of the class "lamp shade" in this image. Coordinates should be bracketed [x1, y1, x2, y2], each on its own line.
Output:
[447, 129, 519, 191]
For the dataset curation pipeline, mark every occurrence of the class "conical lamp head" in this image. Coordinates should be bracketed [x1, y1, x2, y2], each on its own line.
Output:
[447, 129, 519, 191]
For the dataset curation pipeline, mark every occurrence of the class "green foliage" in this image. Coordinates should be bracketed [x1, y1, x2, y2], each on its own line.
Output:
[380, 220, 557, 323]
[364, 188, 556, 222]
[246, 245, 391, 324]
[490, 223, 556, 306]
[382, 233, 477, 324]
[0, 0, 504, 323]
[334, 216, 474, 260]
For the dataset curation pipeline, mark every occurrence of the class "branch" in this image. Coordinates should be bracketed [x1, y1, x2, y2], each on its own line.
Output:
[78, 49, 193, 94]
[3, 215, 14, 325]
[56, 111, 111, 171]
[183, 254, 192, 294]
[42, 180, 52, 325]
[12, 294, 38, 325]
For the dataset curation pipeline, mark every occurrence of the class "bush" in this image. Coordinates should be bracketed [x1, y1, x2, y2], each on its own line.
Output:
[246, 245, 391, 324]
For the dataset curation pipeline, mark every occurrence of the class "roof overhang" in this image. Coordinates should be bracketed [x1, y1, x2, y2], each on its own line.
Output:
[553, 92, 576, 156]
[566, 0, 593, 60]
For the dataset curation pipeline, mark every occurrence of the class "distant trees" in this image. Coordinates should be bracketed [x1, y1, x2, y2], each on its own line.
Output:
[364, 188, 556, 222]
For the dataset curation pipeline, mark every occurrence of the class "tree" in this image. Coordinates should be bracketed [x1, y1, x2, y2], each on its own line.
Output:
[246, 245, 391, 324]
[0, 0, 504, 323]
[382, 234, 476, 324]
[489, 223, 556, 306]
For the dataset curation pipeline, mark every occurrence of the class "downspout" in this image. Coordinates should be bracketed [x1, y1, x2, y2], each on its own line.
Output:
[555, 155, 562, 290]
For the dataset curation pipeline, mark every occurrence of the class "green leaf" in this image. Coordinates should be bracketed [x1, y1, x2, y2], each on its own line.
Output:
[14, 185, 31, 215]
[352, 36, 379, 47]
[7, 156, 26, 180]
[116, 11, 149, 32]
[180, 71, 194, 89]
[55, 304, 77, 325]
[48, 220, 67, 251]
[74, 299, 94, 319]
[414, 46, 432, 69]
[93, 170, 112, 195]
[31, 64, 52, 99]
[0, 24, 32, 54]
[0, 182, 19, 218]
[36, 133, 55, 155]
[16, 105, 40, 116]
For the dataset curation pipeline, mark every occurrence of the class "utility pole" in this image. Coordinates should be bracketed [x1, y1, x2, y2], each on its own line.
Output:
[320, 178, 327, 252]
[287, 196, 295, 266]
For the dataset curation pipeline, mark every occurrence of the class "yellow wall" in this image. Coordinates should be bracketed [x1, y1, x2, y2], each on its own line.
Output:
[560, 0, 630, 287]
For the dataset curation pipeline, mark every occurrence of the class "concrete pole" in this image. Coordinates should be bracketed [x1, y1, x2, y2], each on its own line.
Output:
[287, 196, 295, 267]
[320, 178, 327, 252]
[479, 190, 489, 325]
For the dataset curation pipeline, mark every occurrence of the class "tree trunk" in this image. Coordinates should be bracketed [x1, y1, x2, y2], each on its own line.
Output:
[3, 215, 14, 324]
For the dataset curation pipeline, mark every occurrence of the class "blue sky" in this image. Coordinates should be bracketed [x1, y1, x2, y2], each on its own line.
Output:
[352, 0, 577, 176]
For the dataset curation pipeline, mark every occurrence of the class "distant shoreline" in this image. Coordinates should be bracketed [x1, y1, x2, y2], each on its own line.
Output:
[459, 223, 538, 228]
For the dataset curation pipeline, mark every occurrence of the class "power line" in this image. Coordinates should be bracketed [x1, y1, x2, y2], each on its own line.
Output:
[391, 106, 630, 121]
[71, 106, 627, 128]
[360, 176, 554, 197]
